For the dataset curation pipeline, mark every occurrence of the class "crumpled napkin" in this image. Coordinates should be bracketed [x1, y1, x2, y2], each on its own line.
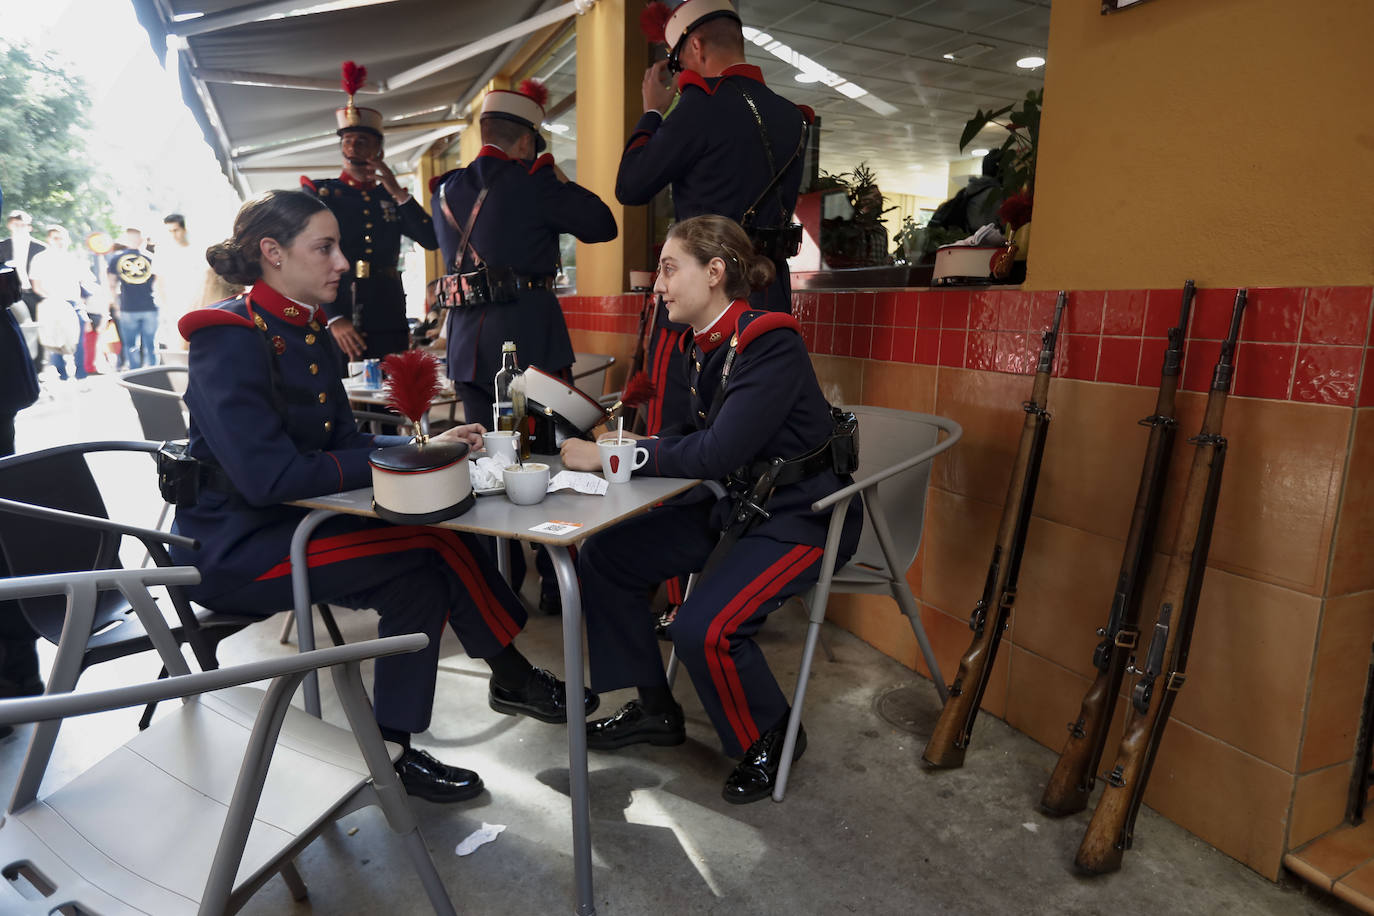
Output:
[549, 470, 608, 496]
[455, 822, 506, 856]
[469, 456, 506, 490]
[949, 223, 1007, 247]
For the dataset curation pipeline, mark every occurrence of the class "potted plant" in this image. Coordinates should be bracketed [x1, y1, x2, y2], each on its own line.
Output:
[959, 89, 1041, 271]
[815, 162, 894, 269]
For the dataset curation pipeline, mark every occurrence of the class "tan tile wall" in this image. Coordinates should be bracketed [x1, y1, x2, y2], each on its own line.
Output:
[815, 352, 1365, 879]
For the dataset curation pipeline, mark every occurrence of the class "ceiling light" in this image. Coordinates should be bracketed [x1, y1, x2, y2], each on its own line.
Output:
[1016, 55, 1046, 69]
[830, 118, 855, 128]
[794, 73, 821, 83]
[742, 26, 898, 116]
[971, 148, 990, 157]
[943, 42, 996, 61]
[544, 122, 571, 134]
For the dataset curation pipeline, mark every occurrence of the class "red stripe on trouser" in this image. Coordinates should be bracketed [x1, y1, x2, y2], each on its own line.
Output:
[665, 575, 684, 605]
[255, 526, 521, 642]
[704, 545, 821, 750]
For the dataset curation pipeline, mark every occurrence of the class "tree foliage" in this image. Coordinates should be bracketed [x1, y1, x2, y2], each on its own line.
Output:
[0, 41, 113, 236]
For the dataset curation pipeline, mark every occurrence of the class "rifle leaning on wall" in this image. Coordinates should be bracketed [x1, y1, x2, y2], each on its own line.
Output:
[1040, 280, 1196, 816]
[1075, 288, 1247, 875]
[921, 291, 1067, 770]
[621, 288, 659, 434]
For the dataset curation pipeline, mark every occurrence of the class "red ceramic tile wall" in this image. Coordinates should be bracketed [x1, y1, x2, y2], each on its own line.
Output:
[560, 287, 1374, 406]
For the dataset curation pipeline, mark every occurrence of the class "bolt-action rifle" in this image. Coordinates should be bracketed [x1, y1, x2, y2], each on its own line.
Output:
[1040, 280, 1196, 816]
[1075, 288, 1247, 875]
[922, 291, 1066, 769]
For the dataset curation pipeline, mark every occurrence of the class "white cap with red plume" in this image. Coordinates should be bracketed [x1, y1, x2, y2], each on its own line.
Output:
[481, 79, 551, 152]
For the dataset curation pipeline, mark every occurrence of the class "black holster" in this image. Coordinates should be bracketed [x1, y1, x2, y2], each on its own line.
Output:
[157, 440, 201, 508]
[743, 224, 803, 262]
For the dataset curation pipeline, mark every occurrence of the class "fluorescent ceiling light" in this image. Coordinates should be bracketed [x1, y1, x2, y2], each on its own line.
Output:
[943, 42, 996, 61]
[1016, 55, 1046, 69]
[794, 73, 821, 83]
[971, 147, 990, 157]
[742, 27, 898, 116]
[544, 122, 571, 134]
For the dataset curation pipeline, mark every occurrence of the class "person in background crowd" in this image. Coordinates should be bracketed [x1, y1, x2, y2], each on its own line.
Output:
[619, 0, 813, 436]
[561, 215, 862, 804]
[0, 186, 46, 740]
[106, 227, 161, 370]
[174, 188, 597, 802]
[29, 225, 93, 382]
[303, 62, 437, 363]
[0, 209, 47, 372]
[157, 213, 202, 352]
[927, 150, 1005, 238]
[431, 79, 617, 614]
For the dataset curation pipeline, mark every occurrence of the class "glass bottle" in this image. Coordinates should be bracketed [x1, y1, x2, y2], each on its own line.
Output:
[493, 341, 529, 458]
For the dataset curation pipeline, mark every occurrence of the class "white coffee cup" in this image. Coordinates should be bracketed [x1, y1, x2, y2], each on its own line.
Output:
[347, 361, 366, 381]
[483, 430, 520, 467]
[597, 435, 649, 483]
[503, 462, 550, 505]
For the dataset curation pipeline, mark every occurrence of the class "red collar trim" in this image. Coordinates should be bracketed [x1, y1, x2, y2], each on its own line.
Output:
[693, 300, 750, 353]
[337, 171, 377, 191]
[678, 64, 766, 96]
[247, 283, 313, 327]
[476, 145, 512, 162]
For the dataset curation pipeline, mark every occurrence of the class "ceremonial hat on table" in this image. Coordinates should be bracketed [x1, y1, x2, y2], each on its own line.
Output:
[480, 79, 550, 153]
[335, 60, 383, 138]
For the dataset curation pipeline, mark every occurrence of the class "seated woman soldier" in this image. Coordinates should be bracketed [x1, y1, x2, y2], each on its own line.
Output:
[560, 214, 861, 803]
[173, 189, 596, 804]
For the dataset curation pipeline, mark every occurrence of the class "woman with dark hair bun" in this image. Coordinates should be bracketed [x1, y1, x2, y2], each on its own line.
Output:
[561, 214, 862, 803]
[175, 189, 597, 803]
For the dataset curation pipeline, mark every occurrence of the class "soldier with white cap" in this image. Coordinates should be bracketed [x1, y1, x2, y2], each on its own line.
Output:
[303, 61, 438, 362]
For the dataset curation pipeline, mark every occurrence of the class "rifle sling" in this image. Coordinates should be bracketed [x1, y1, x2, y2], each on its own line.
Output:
[733, 83, 809, 229]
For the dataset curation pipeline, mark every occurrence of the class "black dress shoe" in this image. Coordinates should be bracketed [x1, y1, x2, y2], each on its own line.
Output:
[586, 699, 686, 750]
[394, 747, 483, 803]
[489, 667, 600, 724]
[722, 722, 807, 805]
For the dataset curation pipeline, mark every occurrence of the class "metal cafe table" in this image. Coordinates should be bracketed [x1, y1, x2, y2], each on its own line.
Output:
[286, 459, 699, 915]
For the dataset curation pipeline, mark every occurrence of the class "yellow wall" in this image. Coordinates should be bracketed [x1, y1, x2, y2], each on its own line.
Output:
[575, 0, 648, 296]
[1030, 0, 1374, 291]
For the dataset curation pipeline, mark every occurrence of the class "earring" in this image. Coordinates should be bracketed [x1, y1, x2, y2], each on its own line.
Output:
[274, 261, 282, 269]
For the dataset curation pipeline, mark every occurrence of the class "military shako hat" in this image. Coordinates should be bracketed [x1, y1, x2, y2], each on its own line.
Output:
[480, 79, 550, 154]
[335, 60, 383, 138]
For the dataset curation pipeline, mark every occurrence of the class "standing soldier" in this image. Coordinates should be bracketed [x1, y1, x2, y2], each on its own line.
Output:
[430, 79, 617, 430]
[618, 0, 813, 436]
[303, 62, 437, 362]
[431, 79, 617, 613]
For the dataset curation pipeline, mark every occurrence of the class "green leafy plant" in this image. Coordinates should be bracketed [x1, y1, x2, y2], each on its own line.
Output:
[959, 88, 1042, 198]
[817, 162, 894, 268]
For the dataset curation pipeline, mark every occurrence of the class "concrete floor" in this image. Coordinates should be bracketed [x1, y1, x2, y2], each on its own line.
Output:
[1, 369, 1357, 915]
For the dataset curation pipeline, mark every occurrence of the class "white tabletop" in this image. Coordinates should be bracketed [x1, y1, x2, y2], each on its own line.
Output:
[291, 457, 700, 546]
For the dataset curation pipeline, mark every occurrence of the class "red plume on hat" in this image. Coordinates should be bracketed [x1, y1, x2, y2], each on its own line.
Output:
[517, 78, 549, 108]
[640, 1, 672, 44]
[341, 61, 367, 97]
[381, 349, 442, 431]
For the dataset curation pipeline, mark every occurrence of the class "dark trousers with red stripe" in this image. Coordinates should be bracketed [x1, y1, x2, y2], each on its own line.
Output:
[580, 499, 824, 757]
[203, 515, 527, 735]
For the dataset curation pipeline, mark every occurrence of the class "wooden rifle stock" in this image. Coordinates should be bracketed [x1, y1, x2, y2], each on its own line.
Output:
[922, 291, 1066, 770]
[1040, 280, 1195, 816]
[621, 288, 658, 433]
[1075, 288, 1245, 875]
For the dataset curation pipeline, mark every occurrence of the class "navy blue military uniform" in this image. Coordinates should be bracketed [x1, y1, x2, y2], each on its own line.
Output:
[172, 283, 528, 735]
[617, 64, 812, 435]
[579, 300, 861, 756]
[303, 173, 438, 359]
[431, 146, 617, 425]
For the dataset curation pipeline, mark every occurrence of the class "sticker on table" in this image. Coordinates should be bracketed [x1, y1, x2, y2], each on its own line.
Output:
[529, 520, 583, 536]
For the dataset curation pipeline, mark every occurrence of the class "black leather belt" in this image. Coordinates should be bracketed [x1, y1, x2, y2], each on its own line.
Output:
[436, 269, 555, 309]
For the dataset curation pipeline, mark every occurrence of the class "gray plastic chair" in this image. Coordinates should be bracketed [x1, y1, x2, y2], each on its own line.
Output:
[666, 407, 961, 801]
[0, 565, 455, 916]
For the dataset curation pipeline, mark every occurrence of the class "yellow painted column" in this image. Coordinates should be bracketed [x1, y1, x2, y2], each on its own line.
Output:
[575, 0, 649, 296]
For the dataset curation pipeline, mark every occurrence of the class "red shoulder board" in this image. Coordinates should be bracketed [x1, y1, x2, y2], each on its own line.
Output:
[676, 70, 715, 96]
[798, 104, 816, 124]
[428, 168, 458, 195]
[299, 175, 317, 192]
[178, 305, 254, 340]
[528, 153, 556, 174]
[735, 311, 801, 353]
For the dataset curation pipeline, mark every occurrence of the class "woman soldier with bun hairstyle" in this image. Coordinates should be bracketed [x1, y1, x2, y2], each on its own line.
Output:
[561, 215, 861, 803]
[175, 189, 596, 804]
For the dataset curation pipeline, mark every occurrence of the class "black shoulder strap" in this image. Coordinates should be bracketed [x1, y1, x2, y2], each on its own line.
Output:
[733, 83, 808, 227]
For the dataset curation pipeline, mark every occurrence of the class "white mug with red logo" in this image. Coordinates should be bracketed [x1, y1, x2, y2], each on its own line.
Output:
[596, 435, 649, 483]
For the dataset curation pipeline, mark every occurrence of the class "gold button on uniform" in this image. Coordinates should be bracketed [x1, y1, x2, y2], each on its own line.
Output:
[317, 392, 327, 404]
[309, 363, 319, 375]
[305, 333, 316, 345]
[365, 222, 373, 228]
[324, 420, 333, 432]
[363, 235, 372, 243]
[309, 320, 321, 331]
